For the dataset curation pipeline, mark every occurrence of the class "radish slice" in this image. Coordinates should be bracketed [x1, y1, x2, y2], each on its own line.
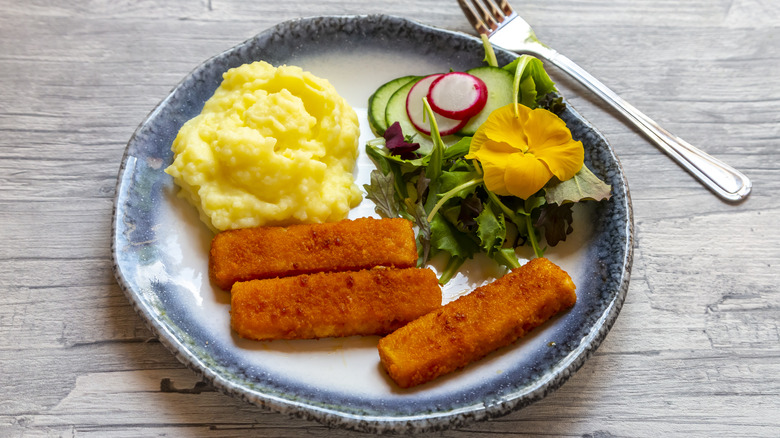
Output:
[427, 72, 488, 120]
[406, 74, 467, 136]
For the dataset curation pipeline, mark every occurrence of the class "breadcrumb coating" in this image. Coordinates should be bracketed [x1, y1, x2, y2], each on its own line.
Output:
[231, 267, 442, 340]
[377, 257, 576, 388]
[209, 217, 418, 290]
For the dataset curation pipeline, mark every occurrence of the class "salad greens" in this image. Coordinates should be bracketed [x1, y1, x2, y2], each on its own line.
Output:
[364, 42, 611, 284]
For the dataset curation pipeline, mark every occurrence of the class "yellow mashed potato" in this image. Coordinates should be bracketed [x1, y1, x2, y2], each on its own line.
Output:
[165, 61, 362, 231]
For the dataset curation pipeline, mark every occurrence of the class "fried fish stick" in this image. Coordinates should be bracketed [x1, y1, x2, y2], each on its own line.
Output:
[231, 267, 442, 341]
[377, 257, 576, 388]
[210, 217, 417, 290]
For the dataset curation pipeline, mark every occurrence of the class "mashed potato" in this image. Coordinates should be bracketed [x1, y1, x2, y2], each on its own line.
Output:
[165, 61, 362, 231]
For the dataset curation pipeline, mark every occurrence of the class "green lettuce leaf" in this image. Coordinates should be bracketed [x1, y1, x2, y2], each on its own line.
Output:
[544, 164, 612, 205]
[475, 203, 505, 255]
[430, 213, 479, 260]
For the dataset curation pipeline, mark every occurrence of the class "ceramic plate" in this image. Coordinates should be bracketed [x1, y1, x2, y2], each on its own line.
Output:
[112, 15, 633, 433]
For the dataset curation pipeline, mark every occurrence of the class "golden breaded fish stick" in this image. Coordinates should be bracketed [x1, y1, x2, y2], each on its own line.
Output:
[377, 257, 576, 388]
[231, 267, 442, 341]
[209, 217, 417, 290]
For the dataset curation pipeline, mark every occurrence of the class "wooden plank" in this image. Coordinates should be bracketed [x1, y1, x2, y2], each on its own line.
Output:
[1, 0, 778, 436]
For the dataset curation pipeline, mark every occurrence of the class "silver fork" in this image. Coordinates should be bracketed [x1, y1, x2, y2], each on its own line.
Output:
[458, 0, 752, 202]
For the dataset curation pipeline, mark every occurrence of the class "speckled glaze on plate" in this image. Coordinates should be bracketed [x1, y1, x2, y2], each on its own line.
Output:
[111, 15, 633, 433]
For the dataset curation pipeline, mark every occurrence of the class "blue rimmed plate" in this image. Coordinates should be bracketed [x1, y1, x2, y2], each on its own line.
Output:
[111, 14, 633, 433]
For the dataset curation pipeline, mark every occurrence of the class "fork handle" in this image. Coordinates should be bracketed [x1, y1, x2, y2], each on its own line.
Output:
[534, 48, 752, 202]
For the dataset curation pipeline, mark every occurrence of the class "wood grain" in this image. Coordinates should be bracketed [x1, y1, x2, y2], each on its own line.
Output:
[1, 0, 778, 436]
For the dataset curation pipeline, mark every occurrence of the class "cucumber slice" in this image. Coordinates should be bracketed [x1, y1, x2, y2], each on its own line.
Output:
[457, 66, 514, 136]
[384, 78, 435, 153]
[367, 75, 419, 136]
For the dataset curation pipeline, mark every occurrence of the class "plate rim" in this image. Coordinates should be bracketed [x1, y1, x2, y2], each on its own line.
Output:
[111, 13, 634, 433]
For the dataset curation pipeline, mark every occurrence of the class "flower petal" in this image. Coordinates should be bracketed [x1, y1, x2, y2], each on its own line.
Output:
[470, 146, 512, 196]
[503, 152, 552, 199]
[536, 138, 584, 181]
[524, 108, 584, 181]
[481, 104, 530, 151]
[465, 102, 584, 199]
[474, 147, 551, 199]
[466, 104, 529, 160]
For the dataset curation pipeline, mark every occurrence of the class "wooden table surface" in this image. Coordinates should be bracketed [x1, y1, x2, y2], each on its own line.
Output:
[2, 0, 778, 436]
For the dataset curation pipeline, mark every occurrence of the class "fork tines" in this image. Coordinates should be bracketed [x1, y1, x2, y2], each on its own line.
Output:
[458, 0, 515, 35]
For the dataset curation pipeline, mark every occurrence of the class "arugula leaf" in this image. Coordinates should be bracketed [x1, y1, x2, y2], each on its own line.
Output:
[365, 143, 410, 200]
[365, 141, 393, 174]
[429, 211, 479, 285]
[535, 202, 574, 246]
[405, 197, 432, 264]
[492, 247, 522, 270]
[443, 136, 472, 161]
[440, 204, 466, 233]
[422, 98, 445, 215]
[524, 193, 548, 213]
[504, 55, 557, 110]
[485, 191, 546, 258]
[439, 170, 481, 198]
[481, 34, 499, 67]
[439, 256, 467, 286]
[363, 169, 399, 218]
[366, 141, 429, 170]
[457, 194, 483, 229]
[415, 168, 430, 202]
[544, 164, 612, 205]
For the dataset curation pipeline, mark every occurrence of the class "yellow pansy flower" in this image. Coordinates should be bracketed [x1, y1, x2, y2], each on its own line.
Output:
[466, 103, 584, 199]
